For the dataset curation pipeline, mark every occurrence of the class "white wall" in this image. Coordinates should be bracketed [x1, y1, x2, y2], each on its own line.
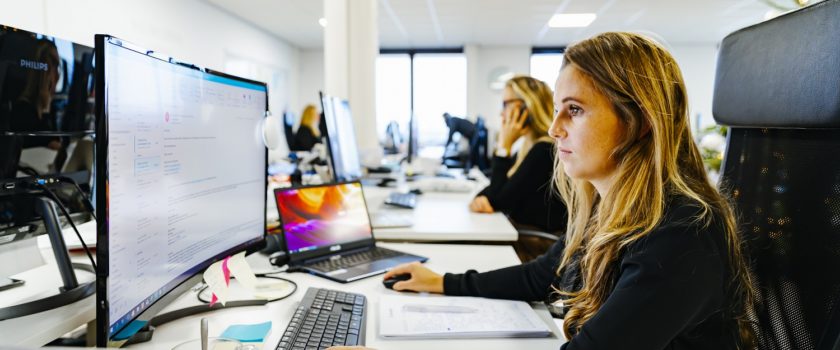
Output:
[670, 44, 720, 131]
[0, 0, 301, 124]
[465, 45, 532, 132]
[298, 49, 326, 116]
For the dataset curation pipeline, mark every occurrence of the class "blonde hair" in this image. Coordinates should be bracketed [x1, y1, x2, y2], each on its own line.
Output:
[552, 32, 754, 347]
[504, 76, 555, 177]
[300, 104, 320, 138]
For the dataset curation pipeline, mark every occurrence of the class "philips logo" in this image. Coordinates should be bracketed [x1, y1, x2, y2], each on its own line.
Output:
[20, 59, 48, 71]
[329, 245, 341, 252]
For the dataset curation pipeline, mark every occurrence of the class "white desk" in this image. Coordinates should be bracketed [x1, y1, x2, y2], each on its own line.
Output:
[363, 187, 518, 242]
[127, 243, 565, 350]
[0, 241, 95, 346]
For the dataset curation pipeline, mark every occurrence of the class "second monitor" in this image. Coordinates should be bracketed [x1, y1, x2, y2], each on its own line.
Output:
[320, 92, 362, 182]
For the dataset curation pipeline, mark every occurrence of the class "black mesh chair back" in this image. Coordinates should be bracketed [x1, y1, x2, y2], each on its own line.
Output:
[282, 111, 296, 150]
[468, 116, 489, 172]
[722, 129, 840, 350]
[713, 1, 840, 349]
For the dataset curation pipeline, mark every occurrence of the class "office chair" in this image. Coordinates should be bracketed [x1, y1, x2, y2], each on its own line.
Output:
[713, 1, 840, 349]
[467, 116, 490, 174]
[382, 120, 402, 155]
[442, 115, 475, 169]
[282, 111, 296, 151]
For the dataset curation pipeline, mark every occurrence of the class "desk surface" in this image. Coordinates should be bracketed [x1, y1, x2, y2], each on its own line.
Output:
[0, 243, 95, 346]
[127, 243, 565, 350]
[364, 187, 519, 242]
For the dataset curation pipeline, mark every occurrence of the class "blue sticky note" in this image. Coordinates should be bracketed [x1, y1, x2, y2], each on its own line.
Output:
[113, 320, 148, 341]
[221, 321, 272, 342]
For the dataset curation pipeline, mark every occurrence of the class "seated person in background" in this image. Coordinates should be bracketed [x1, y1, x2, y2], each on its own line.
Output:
[469, 76, 567, 234]
[292, 104, 321, 151]
[331, 32, 754, 350]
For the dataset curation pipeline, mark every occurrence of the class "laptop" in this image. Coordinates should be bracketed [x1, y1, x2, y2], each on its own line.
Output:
[273, 181, 428, 283]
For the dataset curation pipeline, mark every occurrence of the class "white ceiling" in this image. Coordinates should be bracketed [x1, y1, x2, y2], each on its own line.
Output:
[204, 0, 779, 49]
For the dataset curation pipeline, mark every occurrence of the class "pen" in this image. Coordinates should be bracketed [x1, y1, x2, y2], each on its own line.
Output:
[402, 304, 478, 313]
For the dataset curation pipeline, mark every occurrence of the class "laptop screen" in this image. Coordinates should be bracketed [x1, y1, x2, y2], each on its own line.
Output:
[274, 182, 373, 255]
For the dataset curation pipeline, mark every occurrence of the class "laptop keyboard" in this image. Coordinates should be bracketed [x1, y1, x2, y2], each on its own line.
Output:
[309, 247, 402, 272]
[276, 287, 366, 350]
[384, 192, 417, 209]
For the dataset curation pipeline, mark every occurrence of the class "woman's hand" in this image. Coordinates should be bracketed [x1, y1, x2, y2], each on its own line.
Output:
[498, 103, 529, 153]
[469, 195, 494, 213]
[382, 261, 444, 293]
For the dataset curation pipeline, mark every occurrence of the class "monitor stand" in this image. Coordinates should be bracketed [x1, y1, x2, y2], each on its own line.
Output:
[121, 299, 269, 346]
[0, 196, 95, 320]
[0, 277, 24, 291]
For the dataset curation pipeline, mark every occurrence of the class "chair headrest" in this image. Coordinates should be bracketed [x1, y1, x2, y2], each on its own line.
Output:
[712, 0, 840, 128]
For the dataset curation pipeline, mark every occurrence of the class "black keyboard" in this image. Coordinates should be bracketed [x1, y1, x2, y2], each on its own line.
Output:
[384, 192, 417, 209]
[309, 247, 401, 272]
[276, 287, 366, 350]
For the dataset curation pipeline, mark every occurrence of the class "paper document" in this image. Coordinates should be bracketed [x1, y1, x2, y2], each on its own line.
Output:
[379, 294, 552, 339]
[227, 251, 258, 291]
[203, 259, 230, 306]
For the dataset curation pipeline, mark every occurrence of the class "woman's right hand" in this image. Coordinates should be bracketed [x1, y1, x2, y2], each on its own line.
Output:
[498, 102, 529, 153]
[382, 262, 444, 294]
[469, 195, 495, 213]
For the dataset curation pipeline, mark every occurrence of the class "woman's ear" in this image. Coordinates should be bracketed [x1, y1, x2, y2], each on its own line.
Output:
[638, 118, 651, 140]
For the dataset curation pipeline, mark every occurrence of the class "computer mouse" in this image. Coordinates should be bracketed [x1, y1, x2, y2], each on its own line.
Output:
[409, 188, 423, 195]
[383, 273, 412, 290]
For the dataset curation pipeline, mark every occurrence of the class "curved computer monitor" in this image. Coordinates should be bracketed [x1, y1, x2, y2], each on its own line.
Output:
[94, 35, 268, 346]
[319, 92, 362, 182]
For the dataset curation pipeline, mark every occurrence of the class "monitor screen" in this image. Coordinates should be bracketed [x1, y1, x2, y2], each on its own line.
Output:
[95, 35, 267, 345]
[320, 93, 362, 182]
[0, 24, 96, 247]
[274, 182, 372, 255]
[0, 24, 96, 180]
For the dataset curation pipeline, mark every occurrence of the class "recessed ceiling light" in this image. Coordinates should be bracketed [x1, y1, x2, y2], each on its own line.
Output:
[318, 18, 328, 27]
[548, 13, 597, 28]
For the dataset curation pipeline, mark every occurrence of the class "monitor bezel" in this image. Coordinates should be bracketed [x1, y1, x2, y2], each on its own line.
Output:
[273, 180, 376, 263]
[94, 34, 268, 347]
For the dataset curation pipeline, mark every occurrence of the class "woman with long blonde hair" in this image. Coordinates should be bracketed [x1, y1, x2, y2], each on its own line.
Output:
[469, 76, 567, 234]
[333, 32, 754, 350]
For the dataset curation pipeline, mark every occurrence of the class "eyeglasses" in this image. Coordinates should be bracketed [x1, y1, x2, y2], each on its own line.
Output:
[502, 98, 524, 110]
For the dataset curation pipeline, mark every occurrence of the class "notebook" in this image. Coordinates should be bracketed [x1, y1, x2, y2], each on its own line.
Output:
[273, 181, 427, 283]
[379, 294, 553, 339]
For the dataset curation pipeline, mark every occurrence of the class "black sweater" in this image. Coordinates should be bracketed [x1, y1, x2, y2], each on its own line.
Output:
[292, 127, 319, 151]
[444, 198, 740, 350]
[478, 141, 567, 232]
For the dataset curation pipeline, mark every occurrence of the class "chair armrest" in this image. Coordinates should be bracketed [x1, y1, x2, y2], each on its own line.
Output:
[517, 229, 559, 242]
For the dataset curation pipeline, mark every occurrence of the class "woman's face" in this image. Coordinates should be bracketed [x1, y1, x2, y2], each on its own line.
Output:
[549, 64, 625, 189]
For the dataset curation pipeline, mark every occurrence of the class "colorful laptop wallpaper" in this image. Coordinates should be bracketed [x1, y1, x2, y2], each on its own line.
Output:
[275, 183, 372, 254]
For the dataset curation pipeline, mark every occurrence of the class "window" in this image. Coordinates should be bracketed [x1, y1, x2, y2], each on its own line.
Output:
[375, 54, 411, 140]
[412, 54, 466, 146]
[376, 50, 467, 149]
[530, 49, 565, 88]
